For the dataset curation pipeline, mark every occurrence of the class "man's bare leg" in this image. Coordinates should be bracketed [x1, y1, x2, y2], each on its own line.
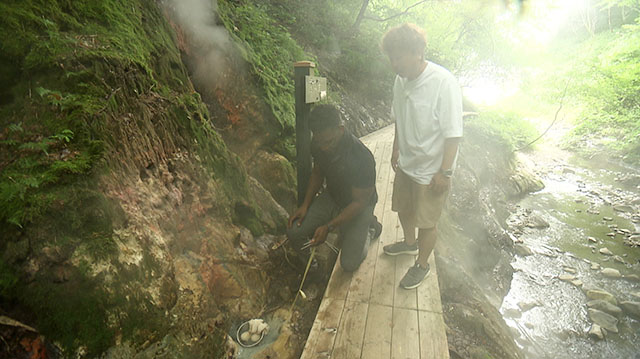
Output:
[416, 226, 437, 268]
[398, 211, 416, 245]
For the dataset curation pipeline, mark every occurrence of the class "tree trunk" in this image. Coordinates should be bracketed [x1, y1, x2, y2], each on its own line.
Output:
[353, 0, 370, 31]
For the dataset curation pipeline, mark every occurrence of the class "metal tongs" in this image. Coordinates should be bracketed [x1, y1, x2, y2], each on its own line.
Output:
[301, 238, 339, 254]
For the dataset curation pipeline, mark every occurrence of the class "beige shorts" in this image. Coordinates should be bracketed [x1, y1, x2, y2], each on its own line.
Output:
[391, 169, 448, 229]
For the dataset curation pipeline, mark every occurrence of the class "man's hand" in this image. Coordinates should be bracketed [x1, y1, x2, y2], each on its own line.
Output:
[430, 172, 450, 194]
[391, 150, 399, 172]
[288, 206, 308, 228]
[310, 225, 330, 246]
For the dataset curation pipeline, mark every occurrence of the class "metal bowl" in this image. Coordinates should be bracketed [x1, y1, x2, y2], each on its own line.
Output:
[236, 320, 265, 348]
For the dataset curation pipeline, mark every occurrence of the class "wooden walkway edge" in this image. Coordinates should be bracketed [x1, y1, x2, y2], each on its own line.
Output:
[300, 125, 449, 359]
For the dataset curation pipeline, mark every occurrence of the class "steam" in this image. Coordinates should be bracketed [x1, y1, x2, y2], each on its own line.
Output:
[162, 0, 234, 92]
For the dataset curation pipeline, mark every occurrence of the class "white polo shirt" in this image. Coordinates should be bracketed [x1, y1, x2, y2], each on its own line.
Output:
[392, 62, 463, 185]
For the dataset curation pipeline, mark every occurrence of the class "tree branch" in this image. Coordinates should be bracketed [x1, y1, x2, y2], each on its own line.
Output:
[362, 0, 433, 23]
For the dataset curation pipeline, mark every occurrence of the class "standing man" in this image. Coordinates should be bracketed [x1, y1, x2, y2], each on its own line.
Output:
[381, 23, 463, 289]
[287, 105, 382, 272]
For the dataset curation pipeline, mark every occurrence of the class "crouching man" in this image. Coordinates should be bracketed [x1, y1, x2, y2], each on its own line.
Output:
[287, 104, 382, 272]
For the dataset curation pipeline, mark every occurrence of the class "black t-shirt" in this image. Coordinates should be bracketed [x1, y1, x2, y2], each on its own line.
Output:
[311, 133, 378, 208]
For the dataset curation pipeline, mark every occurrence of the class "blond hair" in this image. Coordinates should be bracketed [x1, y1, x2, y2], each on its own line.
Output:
[381, 23, 427, 57]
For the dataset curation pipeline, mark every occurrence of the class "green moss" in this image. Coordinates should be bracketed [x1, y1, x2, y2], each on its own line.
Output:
[217, 0, 308, 134]
[465, 110, 539, 153]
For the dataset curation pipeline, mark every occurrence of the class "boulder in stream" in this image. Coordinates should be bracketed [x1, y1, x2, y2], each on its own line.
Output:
[620, 301, 640, 319]
[600, 267, 622, 279]
[585, 289, 617, 305]
[598, 247, 613, 256]
[558, 274, 576, 282]
[514, 244, 533, 257]
[613, 204, 634, 213]
[587, 309, 619, 333]
[586, 300, 623, 317]
[588, 324, 604, 340]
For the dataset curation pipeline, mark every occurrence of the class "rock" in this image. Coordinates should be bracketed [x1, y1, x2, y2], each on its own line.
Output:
[562, 266, 577, 274]
[247, 150, 297, 213]
[514, 244, 533, 257]
[590, 262, 601, 270]
[588, 324, 604, 340]
[586, 290, 617, 305]
[587, 309, 618, 333]
[599, 247, 613, 256]
[623, 274, 640, 282]
[620, 301, 640, 319]
[562, 167, 575, 175]
[587, 236, 597, 243]
[525, 322, 534, 329]
[587, 208, 600, 215]
[525, 214, 550, 229]
[586, 300, 623, 317]
[613, 205, 634, 213]
[613, 255, 626, 264]
[600, 268, 622, 279]
[503, 308, 522, 318]
[571, 279, 583, 287]
[518, 301, 540, 312]
[606, 232, 616, 237]
[603, 217, 613, 221]
[631, 292, 640, 301]
[559, 274, 576, 281]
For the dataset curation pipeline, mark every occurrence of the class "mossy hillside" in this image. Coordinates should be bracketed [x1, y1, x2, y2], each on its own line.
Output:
[0, 0, 258, 355]
[217, 0, 309, 160]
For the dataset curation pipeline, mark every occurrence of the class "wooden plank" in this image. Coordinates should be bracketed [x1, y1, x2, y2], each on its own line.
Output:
[331, 300, 369, 359]
[300, 297, 344, 359]
[416, 253, 443, 314]
[346, 141, 390, 303]
[393, 249, 418, 310]
[391, 307, 420, 359]
[361, 303, 393, 359]
[417, 310, 450, 359]
[324, 258, 353, 300]
[369, 143, 396, 307]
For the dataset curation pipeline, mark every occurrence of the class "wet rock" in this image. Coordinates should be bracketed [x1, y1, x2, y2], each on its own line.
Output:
[631, 292, 640, 301]
[586, 208, 600, 215]
[588, 324, 604, 340]
[613, 204, 634, 213]
[525, 214, 550, 229]
[562, 167, 575, 175]
[562, 266, 577, 274]
[514, 244, 533, 257]
[623, 274, 640, 282]
[600, 268, 622, 279]
[559, 274, 576, 282]
[586, 300, 623, 317]
[518, 301, 541, 312]
[503, 308, 522, 319]
[587, 309, 618, 333]
[612, 255, 626, 264]
[606, 232, 616, 237]
[525, 322, 534, 329]
[571, 279, 583, 287]
[599, 247, 613, 256]
[586, 289, 617, 305]
[587, 236, 598, 243]
[620, 301, 640, 319]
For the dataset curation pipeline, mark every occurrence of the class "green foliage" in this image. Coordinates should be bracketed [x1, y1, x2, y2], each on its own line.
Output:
[562, 26, 640, 162]
[465, 110, 539, 152]
[217, 0, 307, 131]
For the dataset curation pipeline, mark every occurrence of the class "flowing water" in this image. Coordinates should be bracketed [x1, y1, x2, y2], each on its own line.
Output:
[500, 148, 640, 358]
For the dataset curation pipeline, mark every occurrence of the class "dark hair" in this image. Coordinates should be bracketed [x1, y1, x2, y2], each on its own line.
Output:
[308, 104, 342, 133]
[381, 23, 427, 57]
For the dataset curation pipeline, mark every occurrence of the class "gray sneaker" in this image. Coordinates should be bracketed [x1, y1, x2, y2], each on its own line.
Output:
[383, 241, 418, 256]
[399, 263, 430, 289]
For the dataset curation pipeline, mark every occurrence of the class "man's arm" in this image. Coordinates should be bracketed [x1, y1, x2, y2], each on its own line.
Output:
[391, 124, 399, 172]
[309, 185, 374, 245]
[430, 137, 461, 193]
[288, 165, 324, 228]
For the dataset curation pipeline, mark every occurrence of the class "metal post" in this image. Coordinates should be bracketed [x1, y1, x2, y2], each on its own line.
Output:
[294, 61, 315, 206]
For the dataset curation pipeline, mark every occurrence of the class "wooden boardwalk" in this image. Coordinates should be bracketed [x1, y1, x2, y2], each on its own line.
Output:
[300, 125, 449, 359]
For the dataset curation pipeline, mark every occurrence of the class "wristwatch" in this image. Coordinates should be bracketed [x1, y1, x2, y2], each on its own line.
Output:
[439, 168, 453, 178]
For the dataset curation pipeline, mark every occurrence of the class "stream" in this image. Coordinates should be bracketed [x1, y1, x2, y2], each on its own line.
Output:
[499, 144, 640, 358]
